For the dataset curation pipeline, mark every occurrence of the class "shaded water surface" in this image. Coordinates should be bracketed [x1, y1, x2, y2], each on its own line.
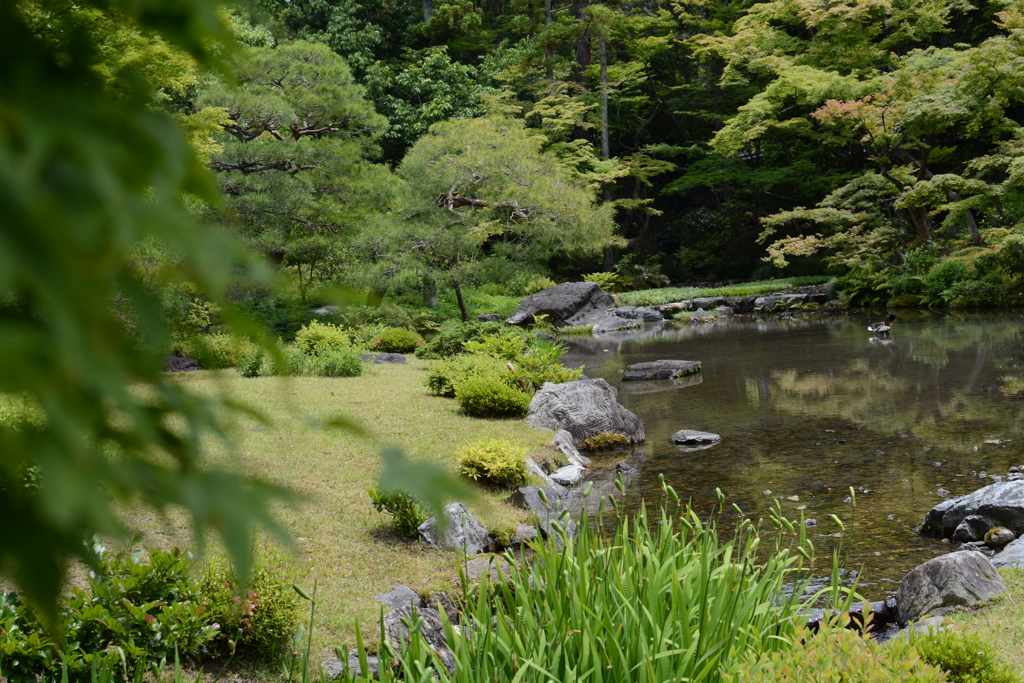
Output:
[563, 312, 1024, 598]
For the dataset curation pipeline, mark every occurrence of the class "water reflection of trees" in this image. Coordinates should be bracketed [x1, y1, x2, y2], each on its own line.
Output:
[756, 318, 1024, 441]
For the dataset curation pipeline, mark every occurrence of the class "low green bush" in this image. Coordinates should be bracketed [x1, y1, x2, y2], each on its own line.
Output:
[0, 544, 220, 680]
[464, 329, 529, 361]
[368, 486, 428, 537]
[237, 346, 265, 378]
[198, 548, 301, 661]
[726, 627, 946, 683]
[947, 273, 1011, 308]
[924, 259, 971, 304]
[457, 440, 528, 488]
[311, 346, 364, 378]
[177, 333, 254, 369]
[523, 276, 556, 295]
[369, 327, 424, 354]
[415, 321, 508, 359]
[913, 629, 1017, 683]
[295, 320, 353, 356]
[425, 355, 511, 397]
[455, 376, 532, 418]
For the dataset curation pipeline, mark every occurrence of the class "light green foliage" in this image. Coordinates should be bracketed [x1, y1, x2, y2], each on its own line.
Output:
[295, 320, 354, 356]
[197, 548, 301, 661]
[0, 545, 220, 679]
[913, 630, 1017, 683]
[456, 440, 528, 488]
[425, 355, 513, 398]
[369, 327, 424, 354]
[176, 333, 255, 369]
[0, 0, 294, 614]
[583, 271, 626, 293]
[367, 486, 428, 537]
[415, 321, 511, 360]
[726, 627, 947, 683]
[455, 376, 532, 418]
[310, 347, 364, 378]
[345, 499, 846, 683]
[523, 276, 557, 295]
[618, 277, 830, 307]
[464, 329, 530, 361]
[555, 324, 595, 337]
[237, 346, 265, 378]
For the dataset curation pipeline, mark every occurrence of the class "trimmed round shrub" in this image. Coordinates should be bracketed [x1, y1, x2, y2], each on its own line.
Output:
[311, 346, 363, 377]
[425, 355, 511, 397]
[369, 327, 424, 354]
[455, 376, 531, 417]
[457, 439, 528, 488]
[294, 320, 352, 356]
[177, 333, 253, 369]
[913, 629, 1016, 683]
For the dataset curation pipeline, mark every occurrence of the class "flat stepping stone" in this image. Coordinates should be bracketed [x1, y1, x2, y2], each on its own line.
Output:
[671, 430, 721, 445]
[622, 360, 701, 381]
[360, 352, 408, 364]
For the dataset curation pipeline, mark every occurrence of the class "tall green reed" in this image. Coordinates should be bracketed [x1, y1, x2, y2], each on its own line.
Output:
[338, 482, 854, 683]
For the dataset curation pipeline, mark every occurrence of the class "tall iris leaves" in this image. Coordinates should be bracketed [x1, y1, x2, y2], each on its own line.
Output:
[0, 1, 290, 620]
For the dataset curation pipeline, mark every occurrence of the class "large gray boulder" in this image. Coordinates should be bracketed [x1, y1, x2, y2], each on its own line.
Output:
[526, 378, 645, 447]
[992, 536, 1024, 569]
[622, 360, 701, 382]
[418, 503, 490, 554]
[374, 586, 423, 610]
[384, 606, 455, 673]
[895, 552, 1006, 625]
[506, 282, 614, 327]
[921, 481, 1024, 538]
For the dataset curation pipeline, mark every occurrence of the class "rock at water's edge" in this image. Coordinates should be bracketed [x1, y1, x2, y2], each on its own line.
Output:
[895, 551, 1006, 625]
[418, 502, 490, 554]
[921, 480, 1024, 538]
[506, 282, 614, 327]
[671, 429, 721, 445]
[592, 316, 642, 334]
[507, 485, 576, 539]
[527, 378, 645, 447]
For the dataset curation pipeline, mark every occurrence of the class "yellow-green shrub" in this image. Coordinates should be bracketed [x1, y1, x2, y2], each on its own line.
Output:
[457, 440, 528, 488]
[913, 629, 1017, 683]
[177, 333, 253, 369]
[369, 326, 424, 353]
[455, 376, 531, 418]
[294, 320, 352, 356]
[425, 355, 512, 397]
[725, 627, 947, 683]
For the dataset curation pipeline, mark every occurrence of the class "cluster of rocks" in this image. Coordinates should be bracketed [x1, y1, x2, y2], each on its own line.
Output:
[655, 293, 846, 316]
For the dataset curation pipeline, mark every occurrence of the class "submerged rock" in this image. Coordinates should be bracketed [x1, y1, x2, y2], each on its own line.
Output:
[622, 360, 701, 382]
[671, 430, 722, 446]
[592, 316, 642, 334]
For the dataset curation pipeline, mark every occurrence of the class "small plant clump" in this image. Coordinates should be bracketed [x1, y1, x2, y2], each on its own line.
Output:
[425, 355, 512, 398]
[294, 320, 353, 356]
[455, 376, 532, 418]
[726, 627, 947, 683]
[913, 629, 1018, 683]
[457, 439, 528, 488]
[177, 333, 254, 369]
[369, 327, 424, 354]
[581, 432, 630, 451]
[368, 486, 428, 537]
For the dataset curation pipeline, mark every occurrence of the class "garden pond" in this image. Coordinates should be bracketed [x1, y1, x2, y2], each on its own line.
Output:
[562, 311, 1024, 599]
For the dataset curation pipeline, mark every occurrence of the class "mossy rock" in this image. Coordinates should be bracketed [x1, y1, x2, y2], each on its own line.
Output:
[580, 432, 629, 451]
[798, 302, 821, 312]
[889, 293, 923, 308]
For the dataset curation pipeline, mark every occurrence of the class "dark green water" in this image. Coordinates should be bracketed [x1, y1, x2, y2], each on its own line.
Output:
[563, 312, 1024, 598]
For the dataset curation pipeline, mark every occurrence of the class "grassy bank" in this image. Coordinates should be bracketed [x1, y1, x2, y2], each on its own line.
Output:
[135, 360, 551, 660]
[615, 276, 831, 307]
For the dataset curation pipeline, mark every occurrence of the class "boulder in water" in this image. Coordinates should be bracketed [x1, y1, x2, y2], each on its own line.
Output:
[506, 282, 614, 327]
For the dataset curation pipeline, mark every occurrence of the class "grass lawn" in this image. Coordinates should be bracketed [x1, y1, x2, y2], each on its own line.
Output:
[132, 359, 552, 663]
[943, 567, 1024, 678]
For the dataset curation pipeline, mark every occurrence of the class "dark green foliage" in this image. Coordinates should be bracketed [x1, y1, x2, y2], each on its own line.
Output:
[415, 321, 509, 359]
[369, 327, 424, 354]
[367, 486, 428, 537]
[913, 630, 1017, 683]
[197, 549, 301, 661]
[947, 273, 1012, 309]
[925, 260, 972, 305]
[237, 346, 265, 378]
[454, 376, 532, 418]
[0, 545, 219, 680]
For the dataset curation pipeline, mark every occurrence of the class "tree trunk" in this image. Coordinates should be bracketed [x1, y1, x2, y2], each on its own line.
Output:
[544, 0, 553, 80]
[905, 206, 934, 243]
[599, 35, 609, 162]
[422, 0, 432, 22]
[454, 282, 469, 322]
[573, 1, 591, 83]
[423, 276, 438, 308]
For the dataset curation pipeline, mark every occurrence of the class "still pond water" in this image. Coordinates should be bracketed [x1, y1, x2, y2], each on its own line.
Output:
[563, 311, 1024, 599]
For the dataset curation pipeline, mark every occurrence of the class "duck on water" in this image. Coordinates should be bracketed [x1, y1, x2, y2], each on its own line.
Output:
[868, 313, 896, 337]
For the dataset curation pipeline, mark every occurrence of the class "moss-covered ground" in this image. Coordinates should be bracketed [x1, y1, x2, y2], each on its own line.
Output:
[128, 359, 551, 663]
